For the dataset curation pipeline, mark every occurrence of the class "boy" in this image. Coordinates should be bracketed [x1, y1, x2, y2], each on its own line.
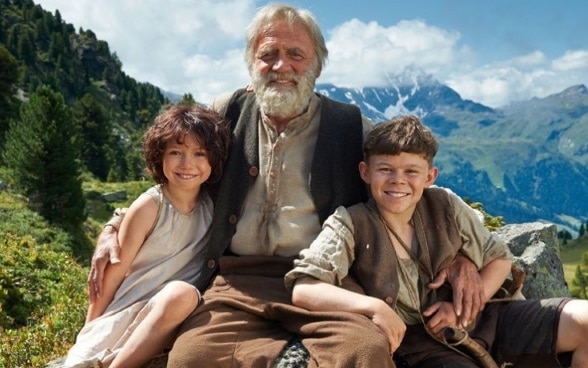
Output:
[286, 115, 588, 367]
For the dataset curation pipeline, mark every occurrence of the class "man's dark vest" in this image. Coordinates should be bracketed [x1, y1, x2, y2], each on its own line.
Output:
[195, 89, 368, 290]
[347, 188, 462, 309]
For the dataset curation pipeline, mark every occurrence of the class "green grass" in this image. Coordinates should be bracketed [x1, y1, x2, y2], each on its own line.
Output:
[0, 177, 152, 367]
[559, 237, 588, 286]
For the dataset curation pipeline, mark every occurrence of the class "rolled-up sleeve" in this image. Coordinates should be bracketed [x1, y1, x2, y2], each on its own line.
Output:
[284, 206, 356, 291]
[450, 193, 512, 268]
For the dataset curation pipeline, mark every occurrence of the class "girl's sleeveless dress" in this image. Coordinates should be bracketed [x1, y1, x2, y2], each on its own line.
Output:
[64, 185, 212, 367]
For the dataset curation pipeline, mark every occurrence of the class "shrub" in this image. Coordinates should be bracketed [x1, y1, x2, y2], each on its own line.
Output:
[0, 235, 88, 367]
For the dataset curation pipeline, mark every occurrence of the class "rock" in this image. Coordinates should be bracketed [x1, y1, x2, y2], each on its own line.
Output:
[100, 191, 127, 203]
[496, 222, 569, 298]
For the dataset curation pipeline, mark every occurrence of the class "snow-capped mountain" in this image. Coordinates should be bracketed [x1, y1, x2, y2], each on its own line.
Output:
[316, 77, 588, 233]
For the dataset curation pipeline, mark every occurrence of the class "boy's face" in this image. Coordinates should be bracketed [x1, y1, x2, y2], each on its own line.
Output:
[359, 152, 438, 218]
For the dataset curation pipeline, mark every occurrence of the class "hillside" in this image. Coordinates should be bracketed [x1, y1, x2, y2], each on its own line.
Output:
[0, 179, 153, 367]
[0, 0, 170, 182]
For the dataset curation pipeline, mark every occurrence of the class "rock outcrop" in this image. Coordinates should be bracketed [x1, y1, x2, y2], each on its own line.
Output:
[497, 222, 569, 299]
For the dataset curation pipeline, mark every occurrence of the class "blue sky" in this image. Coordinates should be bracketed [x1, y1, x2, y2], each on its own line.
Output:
[35, 0, 588, 108]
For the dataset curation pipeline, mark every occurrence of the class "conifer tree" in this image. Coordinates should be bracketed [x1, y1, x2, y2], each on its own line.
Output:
[0, 44, 19, 149]
[572, 265, 588, 299]
[73, 94, 113, 181]
[3, 86, 86, 227]
[178, 93, 196, 106]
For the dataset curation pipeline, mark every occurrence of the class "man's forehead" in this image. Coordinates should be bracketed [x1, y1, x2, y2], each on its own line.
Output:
[257, 20, 311, 42]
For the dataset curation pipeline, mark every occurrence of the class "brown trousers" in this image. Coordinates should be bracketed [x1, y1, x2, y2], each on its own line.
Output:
[167, 255, 393, 368]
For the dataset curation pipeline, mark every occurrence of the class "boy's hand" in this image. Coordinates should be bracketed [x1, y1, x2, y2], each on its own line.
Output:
[370, 300, 406, 353]
[428, 254, 484, 327]
[422, 301, 458, 337]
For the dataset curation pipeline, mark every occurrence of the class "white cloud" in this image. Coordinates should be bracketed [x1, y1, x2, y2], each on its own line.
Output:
[37, 0, 254, 103]
[34, 1, 588, 108]
[552, 50, 588, 71]
[445, 56, 588, 107]
[509, 51, 546, 68]
[321, 19, 464, 87]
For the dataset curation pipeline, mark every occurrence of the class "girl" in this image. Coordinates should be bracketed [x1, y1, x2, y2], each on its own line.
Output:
[65, 105, 230, 368]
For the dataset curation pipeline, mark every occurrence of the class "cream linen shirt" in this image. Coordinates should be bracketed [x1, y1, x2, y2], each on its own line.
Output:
[211, 92, 373, 257]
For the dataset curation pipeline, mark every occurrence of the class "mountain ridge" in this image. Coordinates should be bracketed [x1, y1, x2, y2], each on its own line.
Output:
[316, 76, 588, 232]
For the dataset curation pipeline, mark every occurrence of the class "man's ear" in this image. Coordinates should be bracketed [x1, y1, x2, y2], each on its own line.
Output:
[359, 161, 370, 184]
[426, 166, 439, 187]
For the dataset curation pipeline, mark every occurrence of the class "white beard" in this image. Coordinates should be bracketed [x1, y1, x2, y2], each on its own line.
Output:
[251, 67, 316, 119]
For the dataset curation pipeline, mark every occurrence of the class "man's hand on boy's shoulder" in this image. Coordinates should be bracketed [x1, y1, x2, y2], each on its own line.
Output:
[428, 254, 484, 327]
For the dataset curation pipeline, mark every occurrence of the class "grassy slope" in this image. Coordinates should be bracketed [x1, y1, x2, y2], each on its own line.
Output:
[0, 178, 154, 367]
[559, 237, 588, 285]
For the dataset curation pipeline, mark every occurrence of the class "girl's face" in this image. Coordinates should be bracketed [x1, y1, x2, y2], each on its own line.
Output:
[359, 152, 438, 221]
[162, 132, 211, 193]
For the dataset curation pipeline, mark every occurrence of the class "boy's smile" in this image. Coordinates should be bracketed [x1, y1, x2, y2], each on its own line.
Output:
[359, 152, 438, 222]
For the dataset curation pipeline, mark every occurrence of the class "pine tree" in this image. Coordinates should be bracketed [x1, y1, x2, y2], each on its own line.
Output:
[73, 94, 113, 181]
[572, 265, 588, 299]
[178, 93, 196, 106]
[0, 44, 20, 149]
[3, 86, 86, 227]
[579, 223, 586, 239]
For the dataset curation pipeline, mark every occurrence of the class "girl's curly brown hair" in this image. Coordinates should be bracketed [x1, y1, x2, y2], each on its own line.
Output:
[142, 104, 231, 185]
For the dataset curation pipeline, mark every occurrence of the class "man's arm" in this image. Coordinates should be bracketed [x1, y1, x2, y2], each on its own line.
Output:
[425, 257, 511, 332]
[87, 209, 126, 302]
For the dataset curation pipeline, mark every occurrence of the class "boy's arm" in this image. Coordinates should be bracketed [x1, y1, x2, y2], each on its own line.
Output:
[431, 190, 513, 326]
[87, 208, 127, 302]
[287, 205, 406, 353]
[285, 206, 356, 291]
[478, 257, 512, 302]
[292, 277, 405, 353]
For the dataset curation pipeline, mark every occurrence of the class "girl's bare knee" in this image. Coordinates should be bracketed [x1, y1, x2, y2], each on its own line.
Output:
[158, 281, 200, 315]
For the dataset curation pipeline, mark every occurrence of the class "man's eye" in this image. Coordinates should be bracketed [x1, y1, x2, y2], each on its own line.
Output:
[259, 50, 277, 61]
[289, 51, 304, 60]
